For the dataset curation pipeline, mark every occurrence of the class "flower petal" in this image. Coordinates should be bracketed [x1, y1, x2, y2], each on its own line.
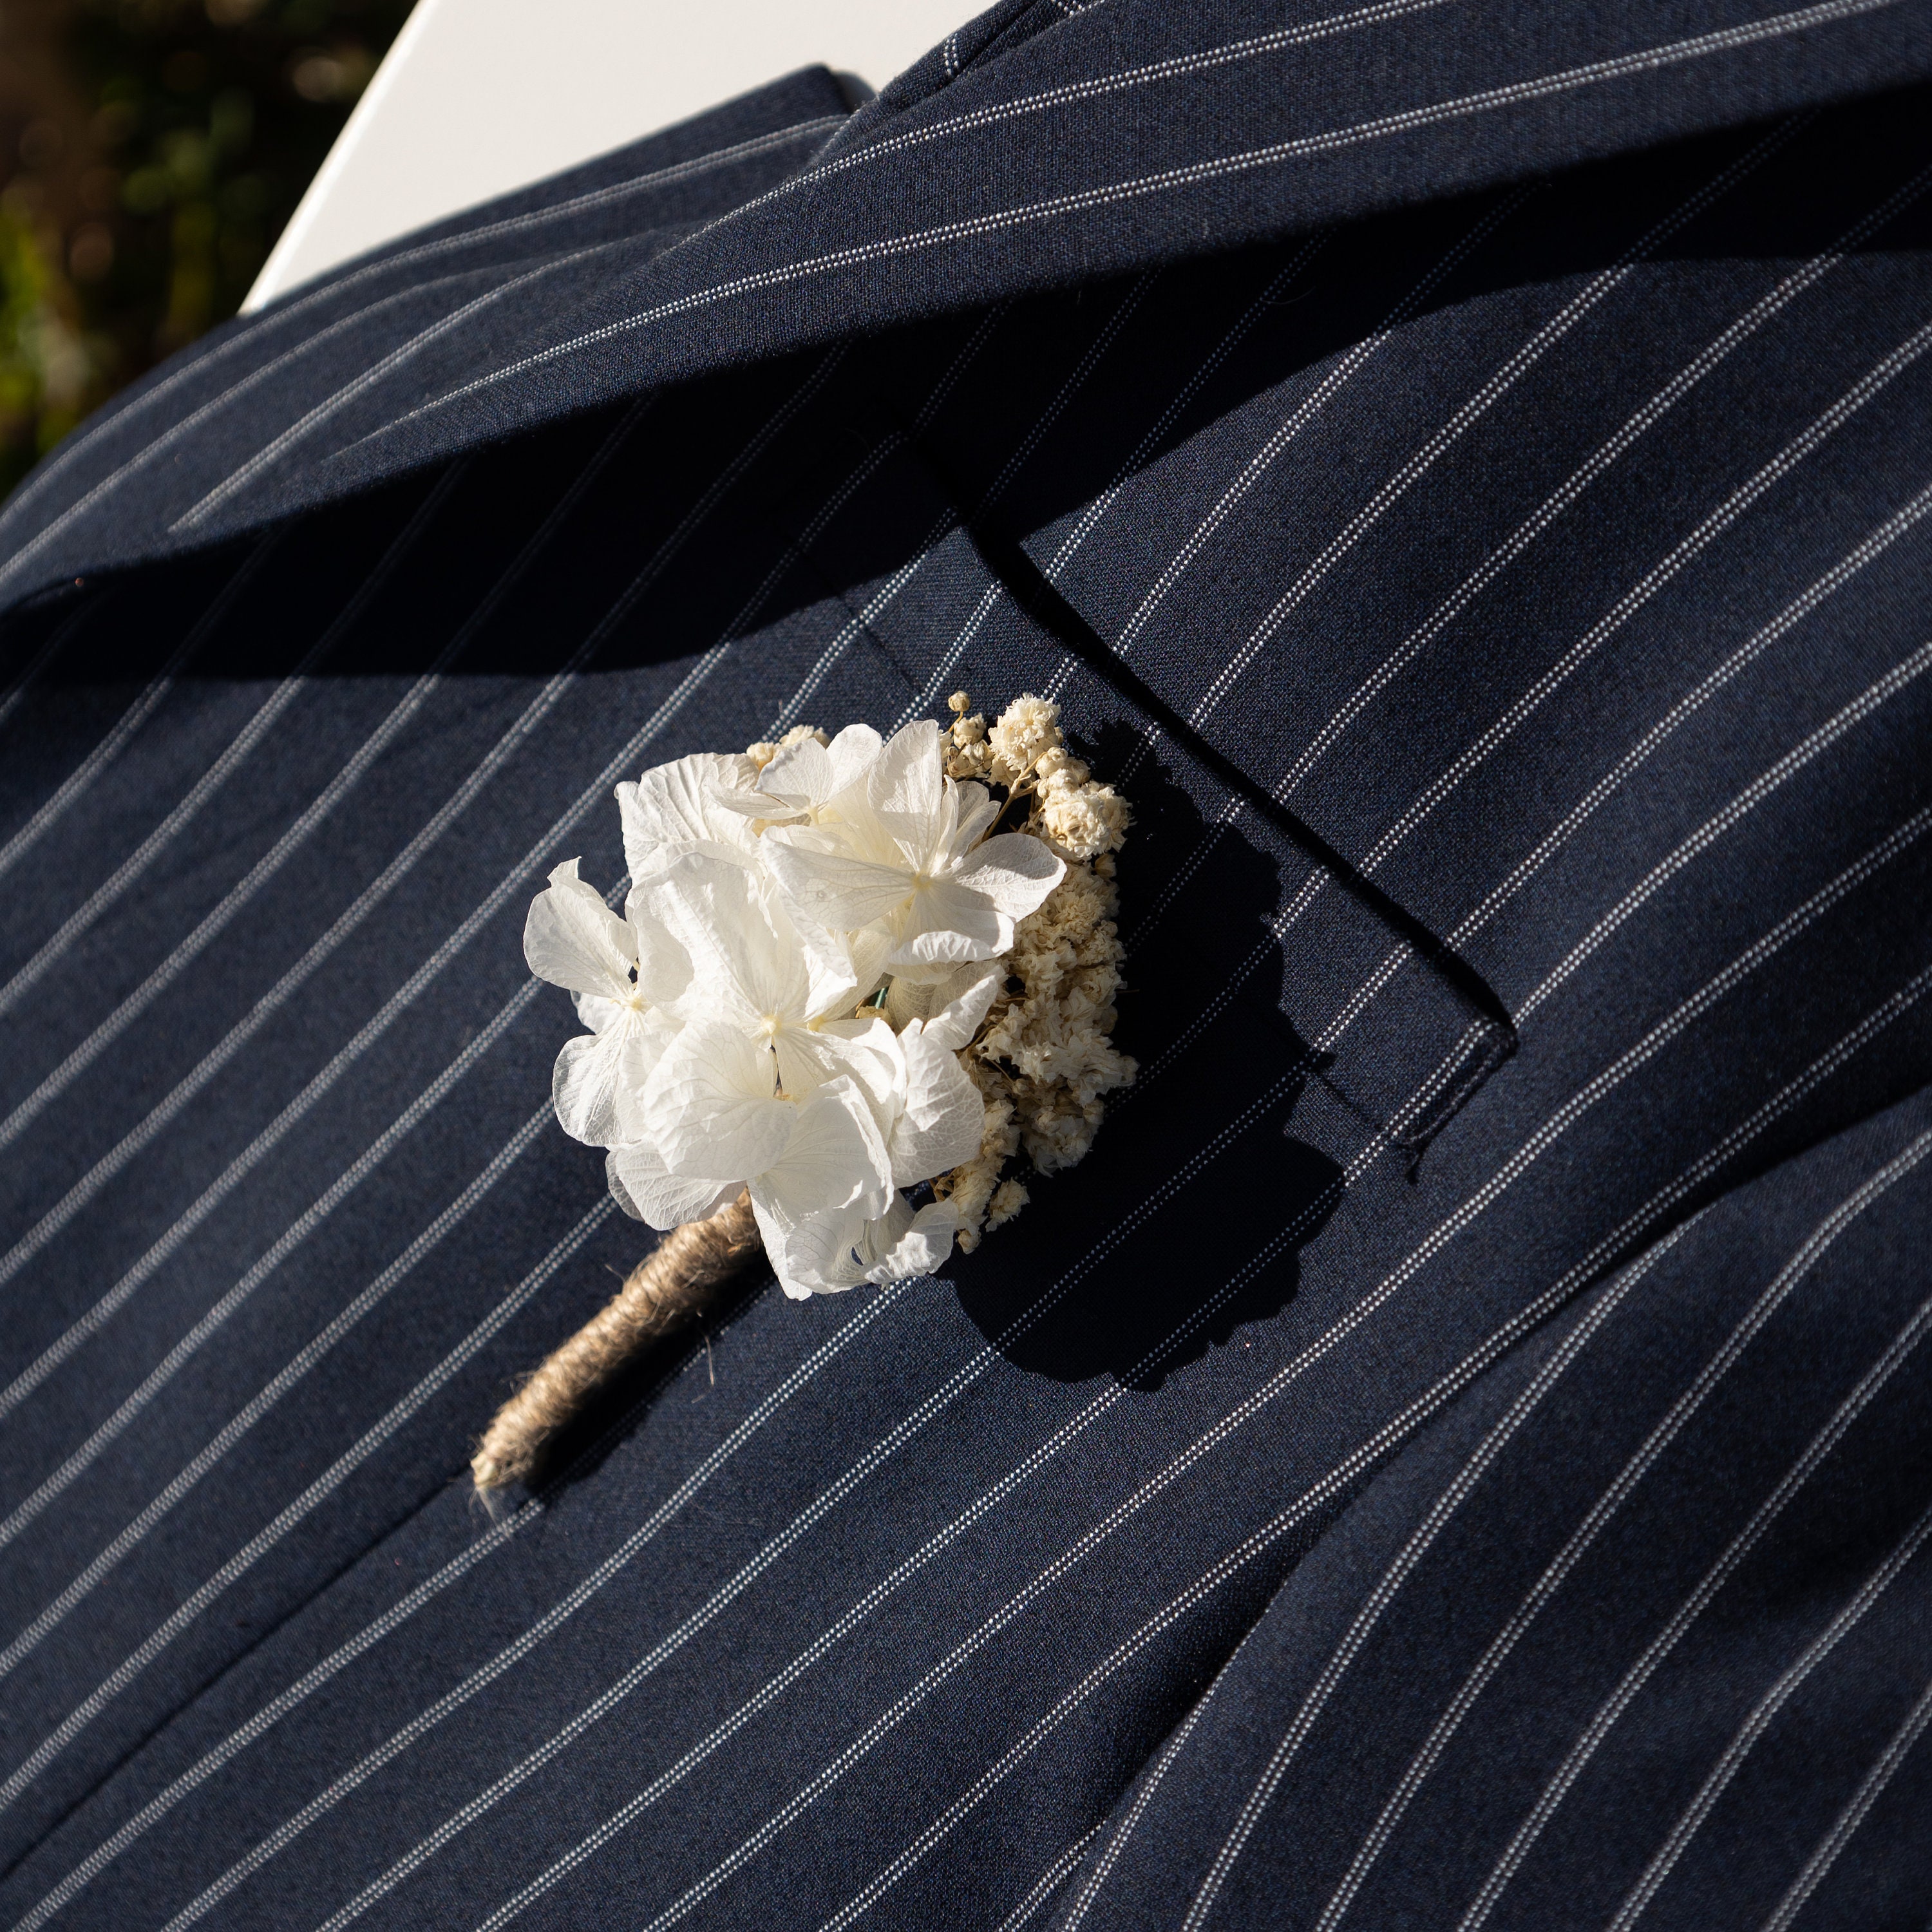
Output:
[758, 735, 835, 810]
[764, 1192, 958, 1296]
[644, 1021, 793, 1180]
[551, 1007, 665, 1148]
[650, 853, 809, 1026]
[784, 1015, 902, 1118]
[864, 1199, 958, 1282]
[748, 1079, 895, 1297]
[952, 831, 1065, 919]
[607, 1141, 741, 1231]
[951, 782, 999, 851]
[888, 1028, 987, 1186]
[825, 722, 884, 796]
[868, 717, 943, 838]
[915, 963, 1003, 1052]
[888, 876, 1009, 967]
[621, 889, 694, 1007]
[524, 859, 635, 1001]
[616, 753, 760, 879]
[761, 835, 914, 934]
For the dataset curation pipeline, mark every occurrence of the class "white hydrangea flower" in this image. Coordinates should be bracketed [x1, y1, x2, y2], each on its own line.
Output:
[760, 719, 1063, 981]
[616, 751, 764, 882]
[879, 963, 1001, 1187]
[533, 704, 1120, 1298]
[714, 721, 882, 827]
[770, 1189, 961, 1298]
[617, 1074, 899, 1299]
[523, 858, 688, 1148]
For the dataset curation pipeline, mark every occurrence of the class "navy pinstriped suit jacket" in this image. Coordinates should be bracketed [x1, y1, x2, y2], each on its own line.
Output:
[1, 2, 1930, 1926]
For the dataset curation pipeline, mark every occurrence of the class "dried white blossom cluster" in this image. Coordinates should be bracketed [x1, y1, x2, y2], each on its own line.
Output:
[933, 692, 1136, 1247]
[525, 697, 1132, 1298]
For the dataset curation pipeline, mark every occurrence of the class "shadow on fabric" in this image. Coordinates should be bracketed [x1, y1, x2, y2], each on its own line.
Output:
[953, 736, 1345, 1391]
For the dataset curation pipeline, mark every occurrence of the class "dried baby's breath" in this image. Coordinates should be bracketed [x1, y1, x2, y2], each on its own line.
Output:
[933, 690, 1137, 1250]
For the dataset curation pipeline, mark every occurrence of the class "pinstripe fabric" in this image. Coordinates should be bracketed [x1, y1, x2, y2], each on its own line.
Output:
[1, 7, 1929, 1929]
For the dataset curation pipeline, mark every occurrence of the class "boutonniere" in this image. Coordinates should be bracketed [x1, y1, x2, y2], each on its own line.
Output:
[473, 694, 1133, 1492]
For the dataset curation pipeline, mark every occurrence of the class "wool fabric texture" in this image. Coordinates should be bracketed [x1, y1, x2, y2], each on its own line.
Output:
[1, 5, 1930, 1929]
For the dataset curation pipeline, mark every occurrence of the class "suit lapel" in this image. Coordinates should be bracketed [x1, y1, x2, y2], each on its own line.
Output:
[3, 0, 1929, 602]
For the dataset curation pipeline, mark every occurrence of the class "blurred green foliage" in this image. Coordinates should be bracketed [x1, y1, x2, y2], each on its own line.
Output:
[1, 0, 412, 498]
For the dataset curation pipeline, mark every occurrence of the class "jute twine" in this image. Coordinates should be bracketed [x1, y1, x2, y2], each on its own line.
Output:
[471, 1191, 761, 1493]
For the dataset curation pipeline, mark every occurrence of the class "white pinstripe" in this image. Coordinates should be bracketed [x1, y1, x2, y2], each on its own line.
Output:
[1759, 1662, 1932, 1932]
[820, 842, 1932, 1925]
[734, 0, 1461, 226]
[0, 540, 269, 889]
[170, 249, 625, 533]
[1180, 1225, 1700, 1930]
[1145, 482, 1932, 1091]
[381, 0, 1899, 428]
[0, 260, 564, 614]
[305, 900, 1495, 1932]
[0, 1092, 555, 1669]
[0, 401, 647, 1160]
[456, 788, 1929, 1932]
[0, 1180, 616, 1828]
[1329, 626, 1932, 1083]
[0, 368, 886, 1785]
[767, 181, 1502, 768]
[0, 989, 545, 1602]
[15, 1505, 538, 1932]
[0, 335, 1103, 1894]
[0, 664, 628, 1405]
[1125, 149, 1925, 953]
[25, 1275, 907, 1932]
[476, 1173, 1504, 1932]
[457, 1153, 1363, 1932]
[1350, 317, 1932, 878]
[0, 457, 864, 1839]
[773, 274, 1149, 735]
[0, 115, 840, 587]
[1056, 1675, 1219, 1931]
[810, 1372, 1528, 1932]
[811, 1282, 1644, 1932]
[825, 987, 1932, 1932]
[0, 591, 100, 738]
[121, 749, 1928, 1932]
[1517, 639, 1932, 1020]
[1607, 1496, 1932, 1932]
[0, 359, 833, 1434]
[1456, 1271, 1932, 1932]
[1271, 1133, 1932, 1932]
[1444, 480, 1932, 955]
[159, 1074, 1300, 1932]
[1133, 325, 1932, 1094]
[1059, 1236, 1692, 1932]
[0, 464, 464, 1022]
[11, 56, 1917, 1901]
[1177, 118, 1817, 737]
[0, 410, 657, 1198]
[772, 274, 1150, 735]
[764, 301, 1018, 734]
[908, 238, 1330, 726]
[1106, 187, 1533, 672]
[991, 1819, 1108, 1932]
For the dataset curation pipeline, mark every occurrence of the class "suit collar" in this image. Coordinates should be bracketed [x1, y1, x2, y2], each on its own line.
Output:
[3, 0, 1929, 605]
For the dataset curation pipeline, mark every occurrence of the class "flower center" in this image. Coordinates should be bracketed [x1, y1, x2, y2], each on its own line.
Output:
[758, 1012, 784, 1041]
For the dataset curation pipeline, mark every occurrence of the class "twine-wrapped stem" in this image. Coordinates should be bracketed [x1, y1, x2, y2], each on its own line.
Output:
[471, 1191, 761, 1493]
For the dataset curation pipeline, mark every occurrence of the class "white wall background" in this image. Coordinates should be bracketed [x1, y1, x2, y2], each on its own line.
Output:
[245, 0, 982, 309]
